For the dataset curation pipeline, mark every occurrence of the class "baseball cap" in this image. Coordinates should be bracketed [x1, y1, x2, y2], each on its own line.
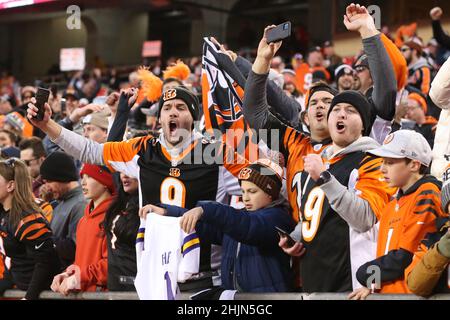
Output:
[82, 112, 109, 130]
[368, 130, 432, 167]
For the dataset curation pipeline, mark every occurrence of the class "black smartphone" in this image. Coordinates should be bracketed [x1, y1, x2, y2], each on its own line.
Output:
[34, 87, 50, 121]
[266, 21, 291, 44]
[275, 226, 296, 247]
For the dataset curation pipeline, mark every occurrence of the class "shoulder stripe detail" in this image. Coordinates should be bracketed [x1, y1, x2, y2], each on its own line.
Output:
[26, 228, 51, 241]
[413, 208, 439, 217]
[415, 199, 436, 207]
[19, 223, 47, 241]
[15, 213, 43, 236]
[363, 166, 382, 174]
[418, 189, 440, 198]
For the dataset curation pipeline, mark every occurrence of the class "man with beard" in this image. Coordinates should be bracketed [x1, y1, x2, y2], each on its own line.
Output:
[401, 40, 433, 95]
[335, 64, 355, 92]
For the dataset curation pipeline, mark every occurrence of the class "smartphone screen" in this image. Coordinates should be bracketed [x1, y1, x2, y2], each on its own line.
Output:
[275, 226, 296, 246]
[34, 87, 50, 121]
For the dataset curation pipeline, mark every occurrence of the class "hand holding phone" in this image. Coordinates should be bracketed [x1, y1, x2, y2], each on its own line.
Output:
[266, 22, 291, 43]
[275, 226, 296, 247]
[33, 87, 51, 121]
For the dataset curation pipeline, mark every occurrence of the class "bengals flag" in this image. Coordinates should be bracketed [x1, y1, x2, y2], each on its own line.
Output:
[201, 37, 258, 175]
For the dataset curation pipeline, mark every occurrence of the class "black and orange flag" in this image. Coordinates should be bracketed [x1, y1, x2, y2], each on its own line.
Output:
[201, 37, 259, 176]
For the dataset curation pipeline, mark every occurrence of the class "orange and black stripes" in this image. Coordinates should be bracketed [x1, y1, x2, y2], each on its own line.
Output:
[103, 135, 152, 172]
[355, 155, 396, 220]
[419, 67, 431, 95]
[412, 185, 441, 217]
[15, 214, 51, 242]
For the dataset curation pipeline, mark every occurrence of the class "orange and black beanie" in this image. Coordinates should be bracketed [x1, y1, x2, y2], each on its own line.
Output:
[238, 162, 283, 200]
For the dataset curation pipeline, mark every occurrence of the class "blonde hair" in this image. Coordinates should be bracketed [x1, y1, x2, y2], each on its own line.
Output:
[0, 158, 43, 228]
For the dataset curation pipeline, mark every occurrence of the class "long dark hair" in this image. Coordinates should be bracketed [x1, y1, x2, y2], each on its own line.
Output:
[103, 176, 140, 245]
[0, 158, 43, 228]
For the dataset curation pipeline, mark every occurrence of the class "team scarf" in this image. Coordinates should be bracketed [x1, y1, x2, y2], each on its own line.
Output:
[201, 37, 258, 174]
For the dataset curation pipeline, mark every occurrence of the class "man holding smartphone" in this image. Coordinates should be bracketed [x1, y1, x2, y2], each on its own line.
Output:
[243, 3, 395, 293]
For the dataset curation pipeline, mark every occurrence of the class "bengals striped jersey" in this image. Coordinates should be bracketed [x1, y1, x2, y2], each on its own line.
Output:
[408, 64, 432, 95]
[263, 113, 331, 223]
[0, 209, 59, 299]
[298, 151, 393, 292]
[34, 198, 53, 223]
[101, 132, 242, 289]
[375, 175, 447, 293]
[101, 133, 241, 209]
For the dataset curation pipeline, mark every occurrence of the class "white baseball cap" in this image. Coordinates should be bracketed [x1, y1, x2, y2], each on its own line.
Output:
[368, 130, 432, 167]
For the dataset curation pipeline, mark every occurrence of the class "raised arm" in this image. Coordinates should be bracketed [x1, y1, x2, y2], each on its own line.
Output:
[107, 89, 137, 142]
[27, 99, 105, 165]
[344, 3, 396, 120]
[430, 7, 450, 50]
[235, 55, 299, 126]
[242, 26, 282, 130]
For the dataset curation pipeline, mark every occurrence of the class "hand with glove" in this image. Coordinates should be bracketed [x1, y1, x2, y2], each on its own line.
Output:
[437, 231, 450, 259]
[118, 88, 138, 114]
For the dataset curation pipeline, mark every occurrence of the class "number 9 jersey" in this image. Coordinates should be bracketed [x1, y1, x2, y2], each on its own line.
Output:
[102, 133, 242, 209]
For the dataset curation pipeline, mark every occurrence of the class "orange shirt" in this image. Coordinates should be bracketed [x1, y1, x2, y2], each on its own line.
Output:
[377, 178, 447, 293]
[295, 63, 331, 95]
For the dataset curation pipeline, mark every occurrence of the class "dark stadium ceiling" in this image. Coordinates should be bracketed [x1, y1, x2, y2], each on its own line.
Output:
[0, 0, 307, 17]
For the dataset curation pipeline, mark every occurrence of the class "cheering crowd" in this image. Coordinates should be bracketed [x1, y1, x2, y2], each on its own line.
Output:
[0, 3, 448, 300]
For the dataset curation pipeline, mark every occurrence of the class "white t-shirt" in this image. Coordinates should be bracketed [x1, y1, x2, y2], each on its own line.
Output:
[134, 213, 200, 300]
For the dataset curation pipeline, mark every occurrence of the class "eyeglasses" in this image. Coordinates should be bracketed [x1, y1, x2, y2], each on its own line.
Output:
[354, 65, 369, 73]
[23, 158, 38, 166]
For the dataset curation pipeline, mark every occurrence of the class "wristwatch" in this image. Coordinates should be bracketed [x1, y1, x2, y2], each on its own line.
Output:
[316, 170, 332, 186]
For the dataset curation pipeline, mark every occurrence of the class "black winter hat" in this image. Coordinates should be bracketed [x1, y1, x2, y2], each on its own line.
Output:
[40, 151, 79, 182]
[157, 86, 199, 121]
[327, 90, 372, 136]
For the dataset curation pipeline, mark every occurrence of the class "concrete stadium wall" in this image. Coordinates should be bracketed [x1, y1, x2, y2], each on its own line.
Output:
[334, 19, 450, 58]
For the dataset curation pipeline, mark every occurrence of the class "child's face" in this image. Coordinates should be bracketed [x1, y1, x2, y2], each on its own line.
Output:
[381, 157, 414, 188]
[241, 181, 273, 211]
[81, 174, 108, 201]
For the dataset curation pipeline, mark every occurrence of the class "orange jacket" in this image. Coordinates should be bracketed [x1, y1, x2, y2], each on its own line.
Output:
[73, 197, 114, 292]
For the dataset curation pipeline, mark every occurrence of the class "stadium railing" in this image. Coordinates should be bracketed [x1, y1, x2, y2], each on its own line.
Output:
[2, 290, 449, 300]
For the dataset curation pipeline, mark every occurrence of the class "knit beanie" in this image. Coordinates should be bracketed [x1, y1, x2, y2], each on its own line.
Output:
[334, 64, 354, 84]
[40, 151, 79, 182]
[327, 90, 372, 136]
[79, 163, 115, 195]
[238, 159, 283, 200]
[442, 164, 450, 213]
[158, 86, 199, 121]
